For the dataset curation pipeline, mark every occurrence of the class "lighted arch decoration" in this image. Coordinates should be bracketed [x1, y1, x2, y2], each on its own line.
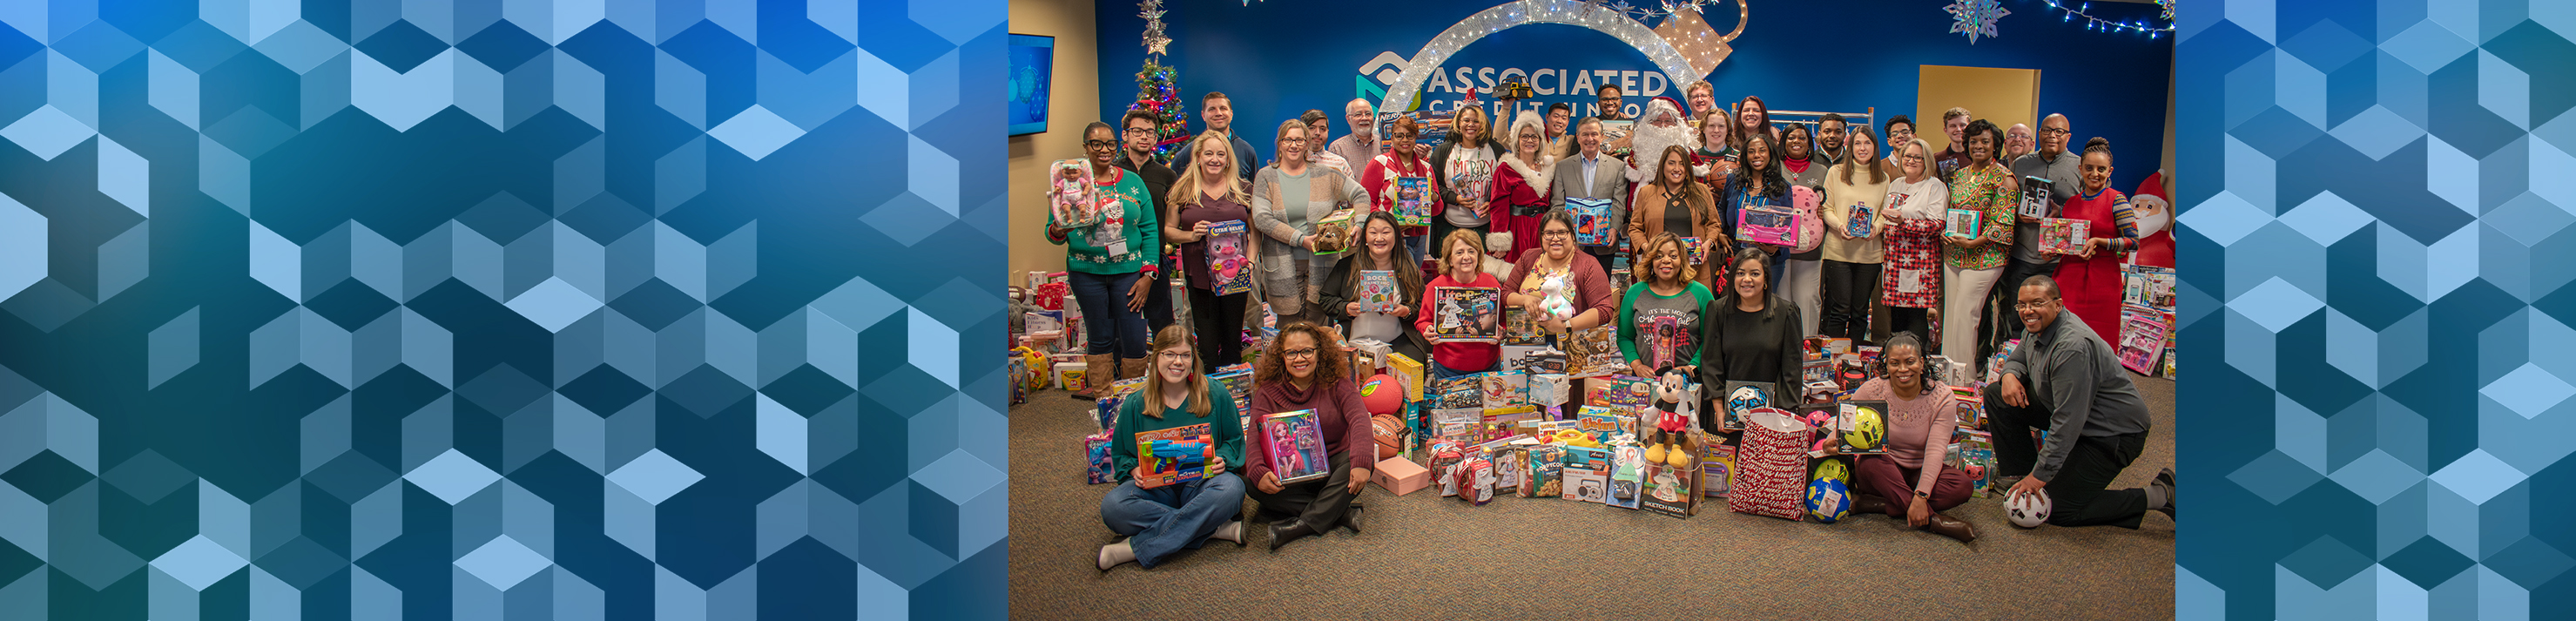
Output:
[1379, 0, 1749, 113]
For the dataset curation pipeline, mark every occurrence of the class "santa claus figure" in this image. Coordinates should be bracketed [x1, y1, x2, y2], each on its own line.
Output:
[1626, 98, 1698, 184]
[2127, 170, 2174, 268]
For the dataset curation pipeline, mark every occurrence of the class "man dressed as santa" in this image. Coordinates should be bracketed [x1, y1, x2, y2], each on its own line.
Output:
[1625, 98, 1699, 184]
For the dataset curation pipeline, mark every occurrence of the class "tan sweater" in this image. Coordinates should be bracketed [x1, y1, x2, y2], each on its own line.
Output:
[1818, 163, 1895, 264]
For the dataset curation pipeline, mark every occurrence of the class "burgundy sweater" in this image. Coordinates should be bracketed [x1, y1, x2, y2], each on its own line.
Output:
[1245, 375, 1377, 483]
[1505, 249, 1618, 327]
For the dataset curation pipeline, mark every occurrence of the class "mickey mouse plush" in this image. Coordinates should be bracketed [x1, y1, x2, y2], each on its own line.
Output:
[1641, 367, 1698, 469]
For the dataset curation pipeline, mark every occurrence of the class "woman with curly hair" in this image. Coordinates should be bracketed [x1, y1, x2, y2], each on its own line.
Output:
[1245, 322, 1374, 550]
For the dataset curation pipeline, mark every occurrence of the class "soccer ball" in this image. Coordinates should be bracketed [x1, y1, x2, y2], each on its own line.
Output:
[1811, 458, 1850, 486]
[1843, 406, 1885, 452]
[2006, 489, 2053, 528]
[1726, 385, 1769, 415]
[1807, 478, 1851, 523]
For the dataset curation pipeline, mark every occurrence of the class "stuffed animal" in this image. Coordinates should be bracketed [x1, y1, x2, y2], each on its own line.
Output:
[1642, 368, 1698, 468]
[1536, 273, 1575, 321]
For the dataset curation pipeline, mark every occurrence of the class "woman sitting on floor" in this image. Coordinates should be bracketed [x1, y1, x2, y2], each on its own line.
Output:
[1834, 332, 1979, 542]
[1245, 322, 1376, 550]
[1097, 325, 1247, 570]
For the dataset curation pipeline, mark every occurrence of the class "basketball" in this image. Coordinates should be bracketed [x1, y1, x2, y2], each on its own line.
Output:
[1360, 375, 1405, 415]
[2006, 489, 2053, 528]
[1371, 414, 1406, 460]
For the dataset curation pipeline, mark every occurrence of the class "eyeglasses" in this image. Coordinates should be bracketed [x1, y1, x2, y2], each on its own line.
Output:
[2013, 299, 2060, 311]
[2040, 128, 2071, 136]
[1541, 229, 1574, 239]
[1082, 140, 1116, 149]
[1123, 126, 1157, 134]
[1157, 351, 1194, 361]
[1280, 138, 1307, 144]
[1280, 348, 1318, 359]
[1900, 155, 1925, 162]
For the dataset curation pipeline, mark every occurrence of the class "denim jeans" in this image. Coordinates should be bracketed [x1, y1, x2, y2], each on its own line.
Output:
[1098, 472, 1247, 567]
[1068, 271, 1150, 358]
[1430, 358, 1493, 381]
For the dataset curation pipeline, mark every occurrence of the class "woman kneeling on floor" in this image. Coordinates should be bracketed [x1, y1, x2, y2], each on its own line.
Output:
[1247, 322, 1375, 550]
[1098, 325, 1249, 570]
[1834, 332, 1979, 542]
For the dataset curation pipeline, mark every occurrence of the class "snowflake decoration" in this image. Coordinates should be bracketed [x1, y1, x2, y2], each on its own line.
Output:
[2156, 0, 2175, 21]
[1945, 0, 2009, 44]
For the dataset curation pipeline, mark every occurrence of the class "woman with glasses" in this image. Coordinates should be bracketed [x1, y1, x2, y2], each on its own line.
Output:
[1507, 210, 1617, 341]
[1254, 119, 1371, 327]
[1940, 120, 2021, 372]
[1098, 325, 1249, 570]
[1490, 111, 1560, 262]
[1049, 122, 1163, 399]
[1880, 138, 1950, 346]
[1245, 322, 1375, 550]
[1619, 233, 1716, 378]
[1696, 248, 1808, 419]
[1358, 117, 1440, 264]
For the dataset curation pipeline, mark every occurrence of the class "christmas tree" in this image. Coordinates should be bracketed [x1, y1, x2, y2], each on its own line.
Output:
[1127, 0, 1190, 163]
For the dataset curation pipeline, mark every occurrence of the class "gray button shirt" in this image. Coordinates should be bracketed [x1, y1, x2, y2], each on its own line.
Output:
[1999, 311, 2151, 482]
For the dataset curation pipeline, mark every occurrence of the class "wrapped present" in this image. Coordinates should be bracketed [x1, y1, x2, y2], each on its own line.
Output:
[1372, 456, 1431, 495]
[1031, 279, 1069, 311]
[1084, 431, 1115, 484]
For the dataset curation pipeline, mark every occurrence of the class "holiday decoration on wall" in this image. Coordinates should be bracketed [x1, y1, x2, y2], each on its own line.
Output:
[2037, 0, 2175, 37]
[1945, 0, 2009, 44]
[1378, 0, 1737, 114]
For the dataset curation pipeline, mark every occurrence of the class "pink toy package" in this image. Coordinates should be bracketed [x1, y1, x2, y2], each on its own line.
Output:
[1207, 219, 1253, 295]
[1049, 159, 1103, 228]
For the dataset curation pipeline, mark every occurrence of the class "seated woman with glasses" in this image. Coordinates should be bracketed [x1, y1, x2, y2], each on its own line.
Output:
[1097, 325, 1247, 570]
[1245, 322, 1375, 550]
[1505, 210, 1619, 391]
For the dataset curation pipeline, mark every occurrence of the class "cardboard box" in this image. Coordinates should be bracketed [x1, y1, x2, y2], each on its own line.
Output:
[1053, 361, 1087, 390]
[1386, 353, 1426, 402]
[1372, 456, 1431, 496]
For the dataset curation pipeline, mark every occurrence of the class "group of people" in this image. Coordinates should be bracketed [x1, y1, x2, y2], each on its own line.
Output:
[1047, 84, 2175, 570]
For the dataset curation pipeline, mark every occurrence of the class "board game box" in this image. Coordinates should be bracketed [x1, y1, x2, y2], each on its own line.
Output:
[1431, 287, 1501, 343]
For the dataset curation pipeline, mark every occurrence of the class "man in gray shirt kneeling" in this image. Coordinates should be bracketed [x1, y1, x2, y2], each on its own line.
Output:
[1985, 274, 2175, 529]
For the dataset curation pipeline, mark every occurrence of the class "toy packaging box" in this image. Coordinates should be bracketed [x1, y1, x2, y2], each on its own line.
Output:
[1135, 423, 1212, 488]
[1210, 364, 1256, 414]
[1527, 374, 1572, 408]
[1260, 410, 1332, 484]
[1481, 371, 1528, 408]
[1565, 469, 1609, 503]
[1433, 375, 1485, 410]
[1432, 408, 1484, 444]
[1312, 208, 1358, 255]
[1357, 270, 1399, 314]
[2018, 175, 2054, 220]
[2039, 218, 2091, 255]
[1084, 431, 1115, 484]
[1386, 353, 1426, 402]
[1844, 200, 1877, 238]
[1945, 208, 1982, 240]
[1700, 442, 1736, 498]
[1736, 201, 1800, 247]
[1372, 456, 1431, 495]
[1606, 445, 1646, 510]
[1596, 120, 1635, 157]
[1586, 375, 1656, 408]
[1431, 287, 1502, 343]
[1500, 307, 1544, 347]
[1482, 407, 1542, 442]
[1564, 326, 1622, 377]
[1048, 159, 1103, 228]
[1642, 463, 1697, 517]
[1831, 400, 1892, 456]
[2122, 264, 2178, 308]
[1093, 376, 1148, 431]
[1716, 381, 1778, 432]
[1568, 196, 1616, 246]
[1393, 176, 1433, 226]
[1574, 407, 1637, 445]
[1501, 345, 1568, 375]
[1492, 447, 1527, 493]
[2117, 303, 2171, 375]
[1206, 220, 1254, 296]
[1952, 388, 1984, 429]
[1524, 444, 1566, 497]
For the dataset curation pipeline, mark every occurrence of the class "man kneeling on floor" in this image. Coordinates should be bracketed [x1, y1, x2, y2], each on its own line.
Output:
[1985, 275, 2175, 528]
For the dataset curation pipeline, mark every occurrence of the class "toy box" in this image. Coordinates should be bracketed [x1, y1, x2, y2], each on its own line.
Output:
[1356, 270, 1399, 314]
[1393, 176, 1432, 226]
[1206, 219, 1254, 296]
[1586, 375, 1656, 408]
[1524, 444, 1566, 497]
[1311, 208, 1358, 255]
[1386, 353, 1426, 402]
[1483, 407, 1542, 441]
[1501, 345, 1568, 375]
[1952, 388, 1984, 429]
[1372, 456, 1430, 495]
[1135, 423, 1212, 488]
[1566, 469, 1608, 503]
[1700, 441, 1736, 497]
[1527, 374, 1571, 407]
[1431, 286, 1501, 343]
[1482, 371, 1527, 408]
[1565, 326, 1623, 377]
[1048, 159, 1103, 228]
[1433, 375, 1485, 410]
[1736, 202, 1800, 247]
[2018, 175, 2054, 219]
[1260, 410, 1332, 484]
[1094, 376, 1147, 431]
[2117, 303, 2170, 375]
[1844, 200, 1877, 238]
[1642, 462, 1697, 517]
[2040, 218, 2090, 256]
[1431, 408, 1483, 444]
[1054, 361, 1087, 390]
[1606, 444, 1646, 510]
[1084, 431, 1115, 484]
[1574, 407, 1637, 445]
[1945, 208, 1981, 239]
[1500, 307, 1544, 347]
[1492, 447, 1527, 493]
[1568, 196, 1616, 246]
[1210, 364, 1255, 414]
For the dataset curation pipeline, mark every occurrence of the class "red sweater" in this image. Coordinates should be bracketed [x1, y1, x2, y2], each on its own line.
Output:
[1245, 375, 1376, 482]
[1417, 273, 1502, 372]
[1490, 159, 1550, 262]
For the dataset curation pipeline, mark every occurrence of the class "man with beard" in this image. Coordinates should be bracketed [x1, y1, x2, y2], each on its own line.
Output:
[1114, 110, 1182, 334]
[1815, 113, 1849, 166]
[1623, 98, 1696, 184]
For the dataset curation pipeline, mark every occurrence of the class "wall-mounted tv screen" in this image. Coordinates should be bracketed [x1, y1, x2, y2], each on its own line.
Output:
[1008, 34, 1055, 136]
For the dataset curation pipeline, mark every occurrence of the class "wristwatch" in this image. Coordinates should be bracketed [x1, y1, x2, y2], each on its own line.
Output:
[1913, 490, 1931, 499]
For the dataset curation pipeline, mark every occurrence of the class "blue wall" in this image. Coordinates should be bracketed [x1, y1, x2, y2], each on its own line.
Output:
[0, 0, 1004, 618]
[1099, 0, 2171, 192]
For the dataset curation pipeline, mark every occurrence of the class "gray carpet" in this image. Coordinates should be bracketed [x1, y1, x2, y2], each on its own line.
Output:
[1008, 375, 2175, 619]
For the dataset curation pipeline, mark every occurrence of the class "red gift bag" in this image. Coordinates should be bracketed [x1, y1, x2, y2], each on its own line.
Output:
[1728, 408, 1811, 520]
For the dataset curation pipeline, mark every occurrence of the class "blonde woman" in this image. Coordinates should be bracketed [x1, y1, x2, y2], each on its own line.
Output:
[1427, 106, 1500, 268]
[1489, 111, 1558, 262]
[1163, 132, 1257, 368]
[1252, 119, 1370, 327]
[1098, 325, 1248, 570]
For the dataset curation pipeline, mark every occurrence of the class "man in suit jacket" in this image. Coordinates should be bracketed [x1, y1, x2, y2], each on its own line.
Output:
[1548, 117, 1629, 268]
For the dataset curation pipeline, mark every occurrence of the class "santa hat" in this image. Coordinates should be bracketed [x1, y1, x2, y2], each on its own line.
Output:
[2132, 170, 2169, 202]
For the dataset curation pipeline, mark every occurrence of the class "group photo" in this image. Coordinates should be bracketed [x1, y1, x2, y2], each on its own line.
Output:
[1008, 0, 2176, 616]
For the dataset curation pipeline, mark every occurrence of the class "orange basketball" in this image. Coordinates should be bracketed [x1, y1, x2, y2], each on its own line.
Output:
[1372, 414, 1406, 460]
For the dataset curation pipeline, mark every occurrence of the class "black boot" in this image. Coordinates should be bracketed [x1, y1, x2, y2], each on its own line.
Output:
[2153, 468, 2176, 518]
[1268, 520, 1314, 551]
[1340, 505, 1364, 534]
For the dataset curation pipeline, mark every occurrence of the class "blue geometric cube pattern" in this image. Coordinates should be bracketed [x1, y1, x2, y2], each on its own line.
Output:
[0, 0, 1006, 618]
[2182, 1, 2576, 618]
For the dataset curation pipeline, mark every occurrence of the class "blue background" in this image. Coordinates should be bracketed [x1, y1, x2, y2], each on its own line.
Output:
[2176, 0, 2576, 618]
[0, 0, 1006, 618]
[1096, 0, 2172, 192]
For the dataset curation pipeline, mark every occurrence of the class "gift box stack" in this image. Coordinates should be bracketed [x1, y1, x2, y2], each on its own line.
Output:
[1370, 372, 1714, 516]
[2121, 264, 2179, 379]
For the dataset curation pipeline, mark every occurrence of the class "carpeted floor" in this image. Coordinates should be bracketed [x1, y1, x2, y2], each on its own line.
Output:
[1008, 375, 2175, 619]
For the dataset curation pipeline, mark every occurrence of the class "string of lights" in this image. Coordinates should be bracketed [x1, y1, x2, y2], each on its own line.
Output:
[2039, 0, 2175, 37]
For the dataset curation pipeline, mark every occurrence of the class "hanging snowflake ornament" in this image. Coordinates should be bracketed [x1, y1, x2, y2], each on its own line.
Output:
[1945, 0, 2009, 44]
[2156, 0, 2175, 21]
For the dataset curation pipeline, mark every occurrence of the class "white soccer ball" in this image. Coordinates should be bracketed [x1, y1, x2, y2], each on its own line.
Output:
[2005, 489, 2053, 528]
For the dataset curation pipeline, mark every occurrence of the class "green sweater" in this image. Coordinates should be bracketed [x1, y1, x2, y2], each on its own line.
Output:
[1049, 166, 1163, 275]
[1110, 381, 1244, 483]
[1617, 281, 1716, 370]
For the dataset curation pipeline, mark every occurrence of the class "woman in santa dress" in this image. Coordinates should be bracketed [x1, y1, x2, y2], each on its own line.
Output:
[1487, 111, 1557, 263]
